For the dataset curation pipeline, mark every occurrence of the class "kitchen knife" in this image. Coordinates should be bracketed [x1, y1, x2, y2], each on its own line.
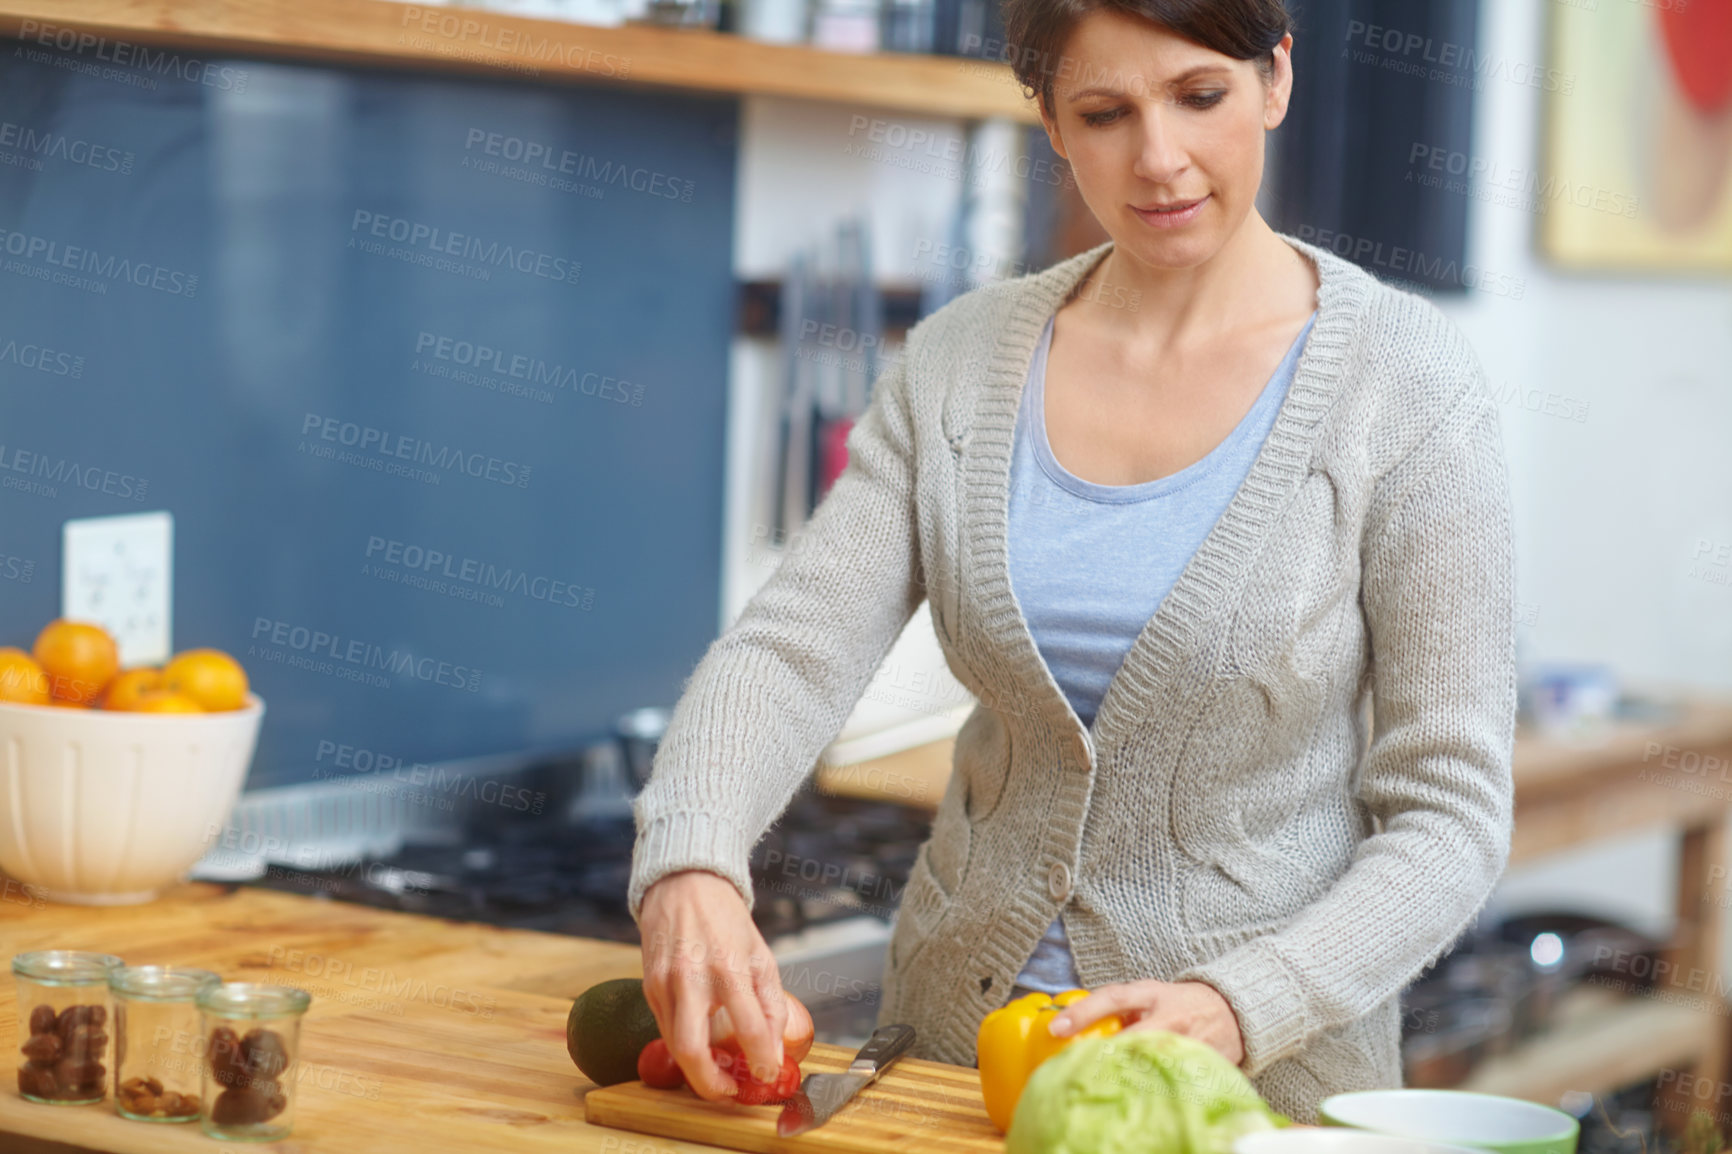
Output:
[775, 1024, 917, 1138]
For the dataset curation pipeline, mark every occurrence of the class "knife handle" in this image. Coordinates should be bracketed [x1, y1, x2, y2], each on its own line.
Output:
[846, 1024, 917, 1082]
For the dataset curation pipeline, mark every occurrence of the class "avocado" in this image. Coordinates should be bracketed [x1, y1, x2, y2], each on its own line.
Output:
[567, 978, 662, 1087]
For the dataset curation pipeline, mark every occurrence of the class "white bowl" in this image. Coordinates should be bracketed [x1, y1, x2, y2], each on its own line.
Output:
[0, 693, 264, 904]
[1319, 1091, 1579, 1154]
[1238, 1130, 1486, 1154]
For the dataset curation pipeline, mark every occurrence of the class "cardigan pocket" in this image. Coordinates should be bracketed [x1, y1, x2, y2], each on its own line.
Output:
[890, 847, 952, 971]
[954, 703, 1013, 823]
[896, 748, 972, 971]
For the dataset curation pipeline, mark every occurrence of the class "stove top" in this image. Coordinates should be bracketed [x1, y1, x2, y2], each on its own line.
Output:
[244, 787, 933, 948]
[249, 813, 645, 940]
[747, 791, 926, 935]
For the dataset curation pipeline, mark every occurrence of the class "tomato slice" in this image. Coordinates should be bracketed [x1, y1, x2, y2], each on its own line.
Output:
[711, 1042, 802, 1105]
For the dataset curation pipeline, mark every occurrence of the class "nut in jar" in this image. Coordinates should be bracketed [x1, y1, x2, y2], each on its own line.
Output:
[12, 951, 122, 1106]
[205, 1025, 289, 1123]
[117, 1074, 201, 1120]
[197, 983, 310, 1141]
[108, 964, 219, 1122]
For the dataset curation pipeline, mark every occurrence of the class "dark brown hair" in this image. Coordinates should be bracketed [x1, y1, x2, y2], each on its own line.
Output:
[1002, 0, 1293, 119]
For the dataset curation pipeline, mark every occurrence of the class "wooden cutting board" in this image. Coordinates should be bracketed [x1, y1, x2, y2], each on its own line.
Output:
[585, 1041, 1006, 1153]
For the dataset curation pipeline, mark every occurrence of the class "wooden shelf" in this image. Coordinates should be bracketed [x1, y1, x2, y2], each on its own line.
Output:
[1508, 694, 1732, 866]
[1459, 984, 1718, 1104]
[1513, 693, 1732, 798]
[0, 0, 1039, 122]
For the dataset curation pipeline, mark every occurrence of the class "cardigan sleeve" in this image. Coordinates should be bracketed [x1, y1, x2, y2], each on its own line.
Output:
[626, 350, 927, 921]
[1174, 391, 1518, 1077]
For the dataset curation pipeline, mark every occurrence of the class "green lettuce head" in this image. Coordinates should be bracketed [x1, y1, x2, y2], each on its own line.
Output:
[1004, 1030, 1289, 1154]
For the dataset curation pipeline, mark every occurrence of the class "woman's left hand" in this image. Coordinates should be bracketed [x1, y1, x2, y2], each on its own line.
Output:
[1047, 980, 1245, 1066]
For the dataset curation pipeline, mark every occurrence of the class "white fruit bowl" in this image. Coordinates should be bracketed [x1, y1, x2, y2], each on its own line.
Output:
[0, 693, 264, 904]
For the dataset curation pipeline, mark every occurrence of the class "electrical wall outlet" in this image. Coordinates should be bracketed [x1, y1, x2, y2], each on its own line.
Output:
[61, 512, 173, 667]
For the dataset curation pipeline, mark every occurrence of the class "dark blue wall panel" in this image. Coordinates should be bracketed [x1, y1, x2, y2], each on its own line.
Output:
[0, 43, 738, 787]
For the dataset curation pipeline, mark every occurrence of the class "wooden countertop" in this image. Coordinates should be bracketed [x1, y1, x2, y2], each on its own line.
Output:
[0, 0, 1040, 123]
[0, 883, 750, 1153]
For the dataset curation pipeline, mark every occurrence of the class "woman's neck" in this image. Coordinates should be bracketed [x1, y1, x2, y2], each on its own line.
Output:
[1069, 212, 1318, 356]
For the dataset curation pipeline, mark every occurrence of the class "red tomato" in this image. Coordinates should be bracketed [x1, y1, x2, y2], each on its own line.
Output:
[636, 1038, 686, 1090]
[712, 1041, 801, 1105]
[772, 1056, 801, 1100]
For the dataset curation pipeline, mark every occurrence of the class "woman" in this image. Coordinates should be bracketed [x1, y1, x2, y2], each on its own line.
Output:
[628, 0, 1516, 1123]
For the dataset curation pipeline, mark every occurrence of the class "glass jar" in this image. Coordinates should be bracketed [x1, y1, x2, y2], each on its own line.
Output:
[197, 983, 311, 1142]
[109, 966, 220, 1122]
[12, 951, 123, 1105]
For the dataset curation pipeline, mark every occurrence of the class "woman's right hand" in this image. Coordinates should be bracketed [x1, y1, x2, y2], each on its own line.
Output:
[638, 869, 788, 1100]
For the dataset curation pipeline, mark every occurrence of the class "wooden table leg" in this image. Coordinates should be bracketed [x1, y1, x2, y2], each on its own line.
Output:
[1656, 817, 1730, 1135]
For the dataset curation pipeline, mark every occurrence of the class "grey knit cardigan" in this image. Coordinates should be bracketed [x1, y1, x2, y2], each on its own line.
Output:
[628, 232, 1518, 1122]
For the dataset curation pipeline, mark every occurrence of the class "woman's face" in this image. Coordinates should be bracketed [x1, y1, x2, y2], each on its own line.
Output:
[1037, 9, 1295, 270]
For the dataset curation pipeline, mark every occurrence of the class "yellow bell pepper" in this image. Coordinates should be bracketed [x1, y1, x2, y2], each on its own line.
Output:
[976, 988, 1123, 1132]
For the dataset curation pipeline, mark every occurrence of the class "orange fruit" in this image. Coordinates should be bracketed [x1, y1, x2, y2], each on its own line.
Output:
[103, 668, 163, 711]
[132, 691, 203, 714]
[32, 620, 120, 705]
[0, 648, 52, 706]
[161, 649, 248, 712]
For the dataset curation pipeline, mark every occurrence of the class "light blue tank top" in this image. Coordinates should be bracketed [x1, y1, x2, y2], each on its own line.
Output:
[1008, 307, 1317, 993]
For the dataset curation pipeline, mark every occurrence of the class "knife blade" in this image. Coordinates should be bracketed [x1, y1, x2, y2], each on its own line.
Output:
[775, 1024, 917, 1138]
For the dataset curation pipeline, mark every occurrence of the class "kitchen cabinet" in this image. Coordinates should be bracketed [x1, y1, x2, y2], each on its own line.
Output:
[0, 0, 1037, 122]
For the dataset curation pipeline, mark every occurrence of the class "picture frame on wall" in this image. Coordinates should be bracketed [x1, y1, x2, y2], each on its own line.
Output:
[1541, 0, 1732, 270]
